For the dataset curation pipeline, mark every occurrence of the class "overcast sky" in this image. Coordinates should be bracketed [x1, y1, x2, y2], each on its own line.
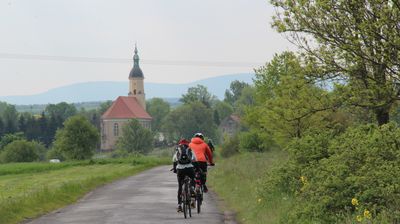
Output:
[0, 0, 292, 96]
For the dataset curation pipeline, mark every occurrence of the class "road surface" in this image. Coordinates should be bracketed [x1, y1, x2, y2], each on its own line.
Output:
[27, 166, 225, 224]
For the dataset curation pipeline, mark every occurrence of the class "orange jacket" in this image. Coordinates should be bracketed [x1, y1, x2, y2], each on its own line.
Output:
[189, 137, 213, 163]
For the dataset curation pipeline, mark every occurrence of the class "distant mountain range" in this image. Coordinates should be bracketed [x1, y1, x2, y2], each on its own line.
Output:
[0, 73, 254, 105]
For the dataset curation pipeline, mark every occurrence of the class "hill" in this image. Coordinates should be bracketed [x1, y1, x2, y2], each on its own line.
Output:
[0, 73, 253, 105]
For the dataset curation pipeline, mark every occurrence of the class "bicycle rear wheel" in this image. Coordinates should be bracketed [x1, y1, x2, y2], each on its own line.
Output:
[197, 195, 201, 214]
[188, 190, 192, 217]
[182, 183, 188, 219]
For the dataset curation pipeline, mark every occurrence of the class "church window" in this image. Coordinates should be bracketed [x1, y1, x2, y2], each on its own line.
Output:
[113, 123, 119, 136]
[134, 89, 136, 95]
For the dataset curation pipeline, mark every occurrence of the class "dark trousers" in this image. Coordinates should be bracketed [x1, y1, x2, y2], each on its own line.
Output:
[193, 161, 208, 186]
[177, 167, 195, 204]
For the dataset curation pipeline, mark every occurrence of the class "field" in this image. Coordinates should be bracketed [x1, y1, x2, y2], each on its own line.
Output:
[0, 156, 169, 224]
[208, 150, 291, 224]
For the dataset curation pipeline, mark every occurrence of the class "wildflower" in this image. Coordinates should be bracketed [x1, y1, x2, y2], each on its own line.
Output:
[356, 215, 363, 222]
[300, 176, 307, 184]
[351, 198, 359, 206]
[364, 209, 371, 219]
[257, 198, 262, 203]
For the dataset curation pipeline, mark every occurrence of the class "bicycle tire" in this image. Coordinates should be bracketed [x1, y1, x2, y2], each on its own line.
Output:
[197, 194, 201, 214]
[188, 188, 192, 217]
[183, 181, 188, 219]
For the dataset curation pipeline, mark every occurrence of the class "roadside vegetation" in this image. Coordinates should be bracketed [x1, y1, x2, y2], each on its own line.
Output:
[210, 1, 400, 223]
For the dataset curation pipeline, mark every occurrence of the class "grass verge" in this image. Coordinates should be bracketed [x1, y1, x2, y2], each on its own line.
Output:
[0, 156, 169, 224]
[208, 150, 291, 224]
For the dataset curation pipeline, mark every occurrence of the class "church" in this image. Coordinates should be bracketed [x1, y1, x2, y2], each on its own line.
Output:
[100, 46, 152, 151]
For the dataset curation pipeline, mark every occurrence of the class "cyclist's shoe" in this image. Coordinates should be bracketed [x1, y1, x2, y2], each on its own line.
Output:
[203, 185, 208, 193]
[177, 204, 182, 212]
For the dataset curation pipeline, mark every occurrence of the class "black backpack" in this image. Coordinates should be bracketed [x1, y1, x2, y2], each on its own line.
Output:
[177, 145, 192, 165]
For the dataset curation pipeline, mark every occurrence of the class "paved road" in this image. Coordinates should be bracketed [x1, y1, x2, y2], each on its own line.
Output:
[27, 166, 225, 224]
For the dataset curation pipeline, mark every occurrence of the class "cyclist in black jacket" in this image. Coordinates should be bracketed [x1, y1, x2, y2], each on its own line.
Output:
[172, 139, 197, 212]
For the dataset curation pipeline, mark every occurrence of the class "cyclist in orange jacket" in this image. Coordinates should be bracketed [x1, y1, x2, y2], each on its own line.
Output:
[189, 133, 214, 193]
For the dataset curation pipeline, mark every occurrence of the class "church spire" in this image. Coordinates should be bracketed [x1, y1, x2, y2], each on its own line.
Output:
[129, 44, 144, 78]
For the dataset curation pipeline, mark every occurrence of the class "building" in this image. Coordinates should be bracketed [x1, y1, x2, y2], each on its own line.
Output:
[100, 46, 152, 151]
[219, 115, 241, 137]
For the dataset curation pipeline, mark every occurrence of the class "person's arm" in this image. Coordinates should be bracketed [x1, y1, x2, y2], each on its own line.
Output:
[172, 153, 178, 173]
[191, 149, 197, 162]
[205, 145, 214, 164]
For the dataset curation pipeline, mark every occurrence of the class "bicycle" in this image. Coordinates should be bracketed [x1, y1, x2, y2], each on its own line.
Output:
[181, 175, 192, 219]
[194, 169, 204, 214]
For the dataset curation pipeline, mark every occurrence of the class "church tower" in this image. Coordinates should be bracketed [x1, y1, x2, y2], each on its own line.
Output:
[128, 45, 146, 110]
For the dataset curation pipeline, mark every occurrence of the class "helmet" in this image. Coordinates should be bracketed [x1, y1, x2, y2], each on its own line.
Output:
[194, 133, 204, 140]
[178, 138, 190, 146]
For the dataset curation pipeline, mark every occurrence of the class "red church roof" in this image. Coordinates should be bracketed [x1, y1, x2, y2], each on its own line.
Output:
[101, 96, 152, 120]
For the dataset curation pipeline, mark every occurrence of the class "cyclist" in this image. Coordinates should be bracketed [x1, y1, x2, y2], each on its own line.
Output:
[189, 133, 214, 193]
[172, 139, 196, 212]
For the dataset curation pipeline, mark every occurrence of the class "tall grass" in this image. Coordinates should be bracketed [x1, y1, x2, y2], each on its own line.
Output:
[208, 150, 291, 224]
[0, 156, 169, 224]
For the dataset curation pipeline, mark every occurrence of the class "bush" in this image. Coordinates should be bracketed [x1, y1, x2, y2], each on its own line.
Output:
[220, 135, 240, 158]
[258, 123, 400, 223]
[0, 132, 25, 151]
[0, 140, 45, 163]
[53, 115, 99, 160]
[239, 130, 268, 152]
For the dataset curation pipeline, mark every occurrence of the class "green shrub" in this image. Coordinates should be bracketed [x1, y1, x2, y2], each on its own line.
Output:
[0, 140, 45, 163]
[239, 130, 268, 152]
[53, 115, 99, 160]
[0, 132, 25, 151]
[220, 135, 240, 158]
[258, 123, 400, 223]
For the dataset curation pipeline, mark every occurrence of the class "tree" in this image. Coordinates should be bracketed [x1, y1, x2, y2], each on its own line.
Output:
[99, 100, 113, 115]
[45, 102, 77, 121]
[0, 132, 26, 150]
[116, 119, 154, 154]
[224, 80, 250, 106]
[213, 101, 234, 122]
[0, 140, 45, 163]
[162, 102, 218, 142]
[2, 104, 18, 133]
[53, 115, 99, 160]
[249, 52, 336, 145]
[146, 98, 170, 132]
[180, 85, 217, 108]
[271, 0, 400, 125]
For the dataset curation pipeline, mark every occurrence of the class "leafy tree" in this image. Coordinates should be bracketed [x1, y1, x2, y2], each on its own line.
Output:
[0, 140, 44, 163]
[224, 80, 250, 106]
[234, 86, 256, 116]
[271, 0, 400, 125]
[99, 100, 113, 115]
[213, 101, 234, 122]
[213, 109, 220, 126]
[2, 104, 18, 134]
[162, 101, 218, 142]
[146, 98, 170, 132]
[180, 85, 217, 108]
[53, 115, 99, 160]
[248, 52, 336, 145]
[0, 132, 26, 150]
[45, 102, 77, 121]
[116, 119, 154, 154]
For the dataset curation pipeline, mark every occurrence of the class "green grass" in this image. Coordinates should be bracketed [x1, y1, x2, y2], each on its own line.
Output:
[208, 150, 292, 224]
[0, 156, 169, 224]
